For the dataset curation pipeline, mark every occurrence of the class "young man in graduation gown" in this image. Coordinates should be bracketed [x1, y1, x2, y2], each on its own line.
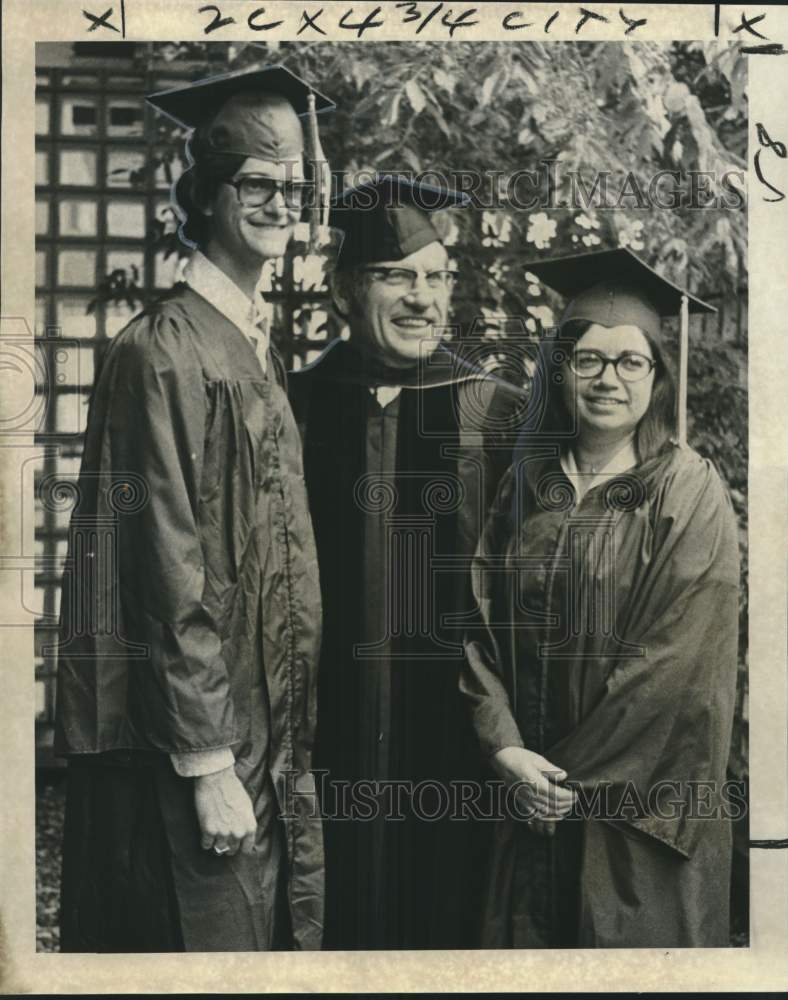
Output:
[55, 67, 333, 952]
[288, 176, 527, 949]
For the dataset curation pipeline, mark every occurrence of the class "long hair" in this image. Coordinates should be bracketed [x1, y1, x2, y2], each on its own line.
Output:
[174, 154, 247, 248]
[529, 319, 677, 464]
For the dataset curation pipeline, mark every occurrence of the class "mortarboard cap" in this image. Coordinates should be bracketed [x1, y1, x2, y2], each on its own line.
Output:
[527, 247, 716, 445]
[330, 175, 469, 271]
[147, 65, 335, 164]
[526, 247, 715, 342]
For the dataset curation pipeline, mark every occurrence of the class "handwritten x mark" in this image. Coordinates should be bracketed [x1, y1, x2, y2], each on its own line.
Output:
[83, 7, 120, 32]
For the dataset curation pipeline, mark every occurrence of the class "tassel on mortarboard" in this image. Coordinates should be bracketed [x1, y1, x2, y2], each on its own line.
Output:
[305, 91, 333, 253]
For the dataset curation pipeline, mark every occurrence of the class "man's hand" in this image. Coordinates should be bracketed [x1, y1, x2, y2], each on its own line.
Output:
[194, 765, 257, 857]
[490, 746, 576, 829]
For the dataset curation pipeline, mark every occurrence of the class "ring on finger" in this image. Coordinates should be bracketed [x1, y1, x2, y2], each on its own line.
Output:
[213, 844, 230, 855]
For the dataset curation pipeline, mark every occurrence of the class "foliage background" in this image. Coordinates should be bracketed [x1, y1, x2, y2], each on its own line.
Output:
[35, 38, 750, 952]
[131, 37, 749, 775]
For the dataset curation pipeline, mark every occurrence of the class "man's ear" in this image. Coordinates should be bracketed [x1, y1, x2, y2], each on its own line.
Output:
[330, 272, 352, 320]
[192, 174, 215, 218]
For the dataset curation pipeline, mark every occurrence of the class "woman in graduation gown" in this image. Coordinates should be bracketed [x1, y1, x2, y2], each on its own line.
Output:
[461, 248, 741, 948]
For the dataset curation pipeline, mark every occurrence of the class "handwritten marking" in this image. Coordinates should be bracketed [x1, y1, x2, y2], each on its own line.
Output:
[83, 7, 119, 32]
[247, 6, 284, 30]
[199, 3, 236, 33]
[415, 2, 443, 33]
[503, 10, 531, 30]
[619, 7, 646, 34]
[298, 7, 326, 35]
[754, 123, 787, 202]
[338, 6, 385, 37]
[576, 8, 607, 33]
[741, 43, 787, 55]
[441, 7, 479, 36]
[732, 12, 768, 39]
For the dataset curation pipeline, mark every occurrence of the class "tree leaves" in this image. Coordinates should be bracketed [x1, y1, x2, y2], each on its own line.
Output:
[479, 71, 500, 108]
[404, 78, 426, 114]
[432, 67, 455, 95]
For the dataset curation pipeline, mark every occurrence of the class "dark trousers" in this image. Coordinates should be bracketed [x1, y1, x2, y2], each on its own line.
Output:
[59, 754, 290, 953]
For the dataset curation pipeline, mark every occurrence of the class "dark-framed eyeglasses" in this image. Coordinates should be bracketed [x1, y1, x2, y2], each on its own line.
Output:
[223, 175, 311, 209]
[568, 349, 657, 383]
[359, 266, 457, 292]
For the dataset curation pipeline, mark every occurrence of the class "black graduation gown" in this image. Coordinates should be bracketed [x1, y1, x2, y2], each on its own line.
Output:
[289, 340, 525, 949]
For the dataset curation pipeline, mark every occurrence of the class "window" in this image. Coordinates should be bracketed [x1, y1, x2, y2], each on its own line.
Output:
[105, 248, 145, 281]
[60, 96, 99, 137]
[59, 149, 97, 186]
[107, 148, 146, 187]
[55, 344, 95, 388]
[36, 151, 49, 185]
[58, 199, 98, 237]
[61, 75, 98, 88]
[105, 301, 137, 339]
[107, 199, 146, 237]
[154, 148, 186, 189]
[35, 297, 47, 333]
[109, 76, 145, 89]
[155, 248, 187, 288]
[36, 99, 50, 135]
[35, 199, 50, 235]
[36, 250, 48, 287]
[54, 295, 96, 338]
[107, 99, 145, 137]
[56, 391, 90, 436]
[57, 249, 96, 286]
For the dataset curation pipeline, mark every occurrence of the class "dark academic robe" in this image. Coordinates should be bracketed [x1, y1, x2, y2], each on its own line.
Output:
[289, 339, 525, 949]
[462, 443, 741, 948]
[55, 284, 324, 951]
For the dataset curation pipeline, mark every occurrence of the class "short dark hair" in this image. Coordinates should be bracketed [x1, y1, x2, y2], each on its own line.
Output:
[175, 155, 246, 247]
[532, 319, 676, 463]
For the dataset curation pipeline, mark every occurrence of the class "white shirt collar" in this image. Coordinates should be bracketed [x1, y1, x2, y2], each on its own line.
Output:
[183, 250, 269, 371]
[369, 385, 402, 408]
[560, 440, 638, 503]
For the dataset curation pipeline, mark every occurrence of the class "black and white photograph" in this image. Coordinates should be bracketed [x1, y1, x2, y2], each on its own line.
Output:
[1, 2, 786, 994]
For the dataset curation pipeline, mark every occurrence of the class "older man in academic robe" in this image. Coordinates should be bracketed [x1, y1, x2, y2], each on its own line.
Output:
[289, 176, 527, 949]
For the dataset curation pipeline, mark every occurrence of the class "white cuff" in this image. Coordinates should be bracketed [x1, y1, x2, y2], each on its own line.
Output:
[170, 747, 235, 778]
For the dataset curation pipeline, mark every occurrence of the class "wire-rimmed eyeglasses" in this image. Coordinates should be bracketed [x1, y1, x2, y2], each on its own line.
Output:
[359, 266, 457, 292]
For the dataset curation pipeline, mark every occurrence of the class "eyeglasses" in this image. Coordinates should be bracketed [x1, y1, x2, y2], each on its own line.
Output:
[359, 266, 457, 292]
[568, 350, 657, 383]
[223, 175, 311, 209]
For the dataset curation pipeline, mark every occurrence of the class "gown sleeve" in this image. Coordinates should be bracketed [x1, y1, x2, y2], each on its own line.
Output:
[461, 465, 526, 757]
[548, 452, 741, 857]
[102, 309, 238, 752]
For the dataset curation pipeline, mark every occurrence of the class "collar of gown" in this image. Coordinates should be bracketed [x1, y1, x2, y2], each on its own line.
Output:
[183, 250, 259, 339]
[560, 439, 638, 502]
[297, 339, 495, 390]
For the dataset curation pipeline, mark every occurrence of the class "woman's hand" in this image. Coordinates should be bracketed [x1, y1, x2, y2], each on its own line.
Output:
[490, 746, 576, 833]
